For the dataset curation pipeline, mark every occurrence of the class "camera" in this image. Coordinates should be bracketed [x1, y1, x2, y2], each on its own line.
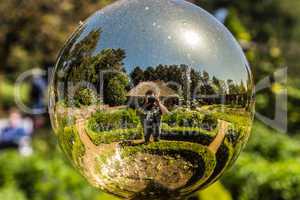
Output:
[147, 96, 156, 104]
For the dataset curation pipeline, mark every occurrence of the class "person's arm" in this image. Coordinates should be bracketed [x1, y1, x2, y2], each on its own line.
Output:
[136, 107, 145, 116]
[156, 99, 169, 115]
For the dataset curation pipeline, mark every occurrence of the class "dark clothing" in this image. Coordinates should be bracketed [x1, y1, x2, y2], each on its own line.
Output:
[138, 104, 162, 142]
[31, 76, 47, 110]
[143, 122, 161, 142]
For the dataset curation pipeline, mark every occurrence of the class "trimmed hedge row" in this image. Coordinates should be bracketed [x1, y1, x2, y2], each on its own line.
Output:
[86, 108, 221, 146]
[88, 108, 140, 132]
[93, 140, 236, 197]
[201, 139, 234, 188]
[162, 110, 218, 130]
[57, 126, 85, 168]
[160, 123, 216, 146]
[119, 141, 217, 196]
[211, 109, 252, 128]
[85, 125, 143, 145]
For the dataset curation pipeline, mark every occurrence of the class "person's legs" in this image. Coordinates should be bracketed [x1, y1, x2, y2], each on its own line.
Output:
[143, 124, 152, 143]
[152, 122, 161, 142]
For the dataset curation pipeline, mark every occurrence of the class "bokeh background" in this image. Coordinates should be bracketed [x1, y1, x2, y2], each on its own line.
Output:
[0, 0, 300, 200]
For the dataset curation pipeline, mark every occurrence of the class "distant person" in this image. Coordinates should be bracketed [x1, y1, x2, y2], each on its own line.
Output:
[0, 109, 33, 155]
[138, 90, 169, 144]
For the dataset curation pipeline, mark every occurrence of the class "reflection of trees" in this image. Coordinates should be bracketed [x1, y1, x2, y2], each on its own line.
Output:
[53, 25, 86, 102]
[56, 28, 129, 106]
[131, 64, 198, 103]
[55, 27, 251, 107]
[130, 65, 250, 106]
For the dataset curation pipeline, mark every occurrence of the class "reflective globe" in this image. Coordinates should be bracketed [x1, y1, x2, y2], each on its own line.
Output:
[49, 0, 255, 199]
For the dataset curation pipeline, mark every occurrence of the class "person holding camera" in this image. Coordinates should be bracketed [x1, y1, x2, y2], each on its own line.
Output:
[138, 90, 169, 144]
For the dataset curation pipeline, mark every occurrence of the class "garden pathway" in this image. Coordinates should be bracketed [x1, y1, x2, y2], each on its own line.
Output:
[208, 120, 229, 154]
[73, 106, 230, 193]
[75, 110, 118, 189]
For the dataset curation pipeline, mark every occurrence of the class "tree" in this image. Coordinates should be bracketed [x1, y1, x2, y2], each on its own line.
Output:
[212, 76, 224, 95]
[90, 48, 126, 83]
[105, 74, 129, 106]
[0, 0, 115, 79]
[53, 27, 128, 106]
[74, 88, 97, 107]
[143, 67, 157, 81]
[130, 66, 145, 86]
[55, 29, 101, 103]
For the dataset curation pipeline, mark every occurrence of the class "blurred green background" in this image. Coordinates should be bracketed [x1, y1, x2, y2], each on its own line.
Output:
[0, 0, 300, 200]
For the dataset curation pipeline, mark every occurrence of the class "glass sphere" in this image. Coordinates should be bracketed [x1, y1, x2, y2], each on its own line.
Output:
[49, 0, 254, 199]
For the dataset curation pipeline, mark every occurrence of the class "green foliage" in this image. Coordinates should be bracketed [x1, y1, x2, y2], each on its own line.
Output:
[162, 109, 219, 131]
[88, 108, 140, 132]
[160, 123, 216, 146]
[57, 126, 85, 166]
[0, 0, 115, 76]
[212, 110, 252, 128]
[86, 126, 142, 145]
[74, 88, 97, 107]
[245, 122, 300, 161]
[1, 0, 300, 199]
[202, 114, 218, 130]
[120, 140, 217, 191]
[56, 113, 76, 128]
[130, 65, 246, 103]
[0, 187, 27, 200]
[0, 80, 29, 107]
[161, 123, 216, 136]
[203, 140, 234, 187]
[225, 9, 251, 42]
[87, 108, 223, 146]
[223, 154, 300, 200]
[0, 150, 101, 200]
[162, 109, 205, 127]
[105, 74, 129, 106]
[198, 182, 232, 200]
[222, 121, 300, 200]
[86, 109, 142, 145]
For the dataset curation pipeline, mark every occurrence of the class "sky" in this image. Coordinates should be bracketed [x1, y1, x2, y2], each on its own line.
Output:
[72, 0, 251, 85]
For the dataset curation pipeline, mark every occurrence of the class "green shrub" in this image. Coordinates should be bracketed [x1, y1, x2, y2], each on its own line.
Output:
[105, 74, 128, 106]
[74, 88, 97, 107]
[211, 108, 252, 127]
[160, 123, 216, 145]
[86, 125, 143, 145]
[245, 122, 300, 161]
[162, 109, 205, 128]
[0, 187, 26, 200]
[56, 114, 76, 128]
[222, 122, 300, 200]
[0, 80, 29, 108]
[57, 126, 85, 166]
[89, 109, 140, 132]
[202, 140, 234, 187]
[197, 182, 232, 200]
[0, 151, 101, 200]
[202, 114, 218, 130]
[223, 154, 300, 200]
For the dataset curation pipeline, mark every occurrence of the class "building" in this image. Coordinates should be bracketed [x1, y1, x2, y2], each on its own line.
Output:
[127, 81, 180, 108]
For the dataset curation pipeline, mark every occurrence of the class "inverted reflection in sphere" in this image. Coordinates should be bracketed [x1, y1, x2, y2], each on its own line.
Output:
[49, 0, 255, 199]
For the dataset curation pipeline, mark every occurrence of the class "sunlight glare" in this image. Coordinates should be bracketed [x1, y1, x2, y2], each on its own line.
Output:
[183, 30, 201, 47]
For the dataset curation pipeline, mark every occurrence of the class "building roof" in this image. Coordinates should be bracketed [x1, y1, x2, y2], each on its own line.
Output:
[127, 81, 179, 97]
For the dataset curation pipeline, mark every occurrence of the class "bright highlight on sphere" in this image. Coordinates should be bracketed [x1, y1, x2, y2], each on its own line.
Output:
[49, 0, 255, 200]
[182, 30, 201, 47]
